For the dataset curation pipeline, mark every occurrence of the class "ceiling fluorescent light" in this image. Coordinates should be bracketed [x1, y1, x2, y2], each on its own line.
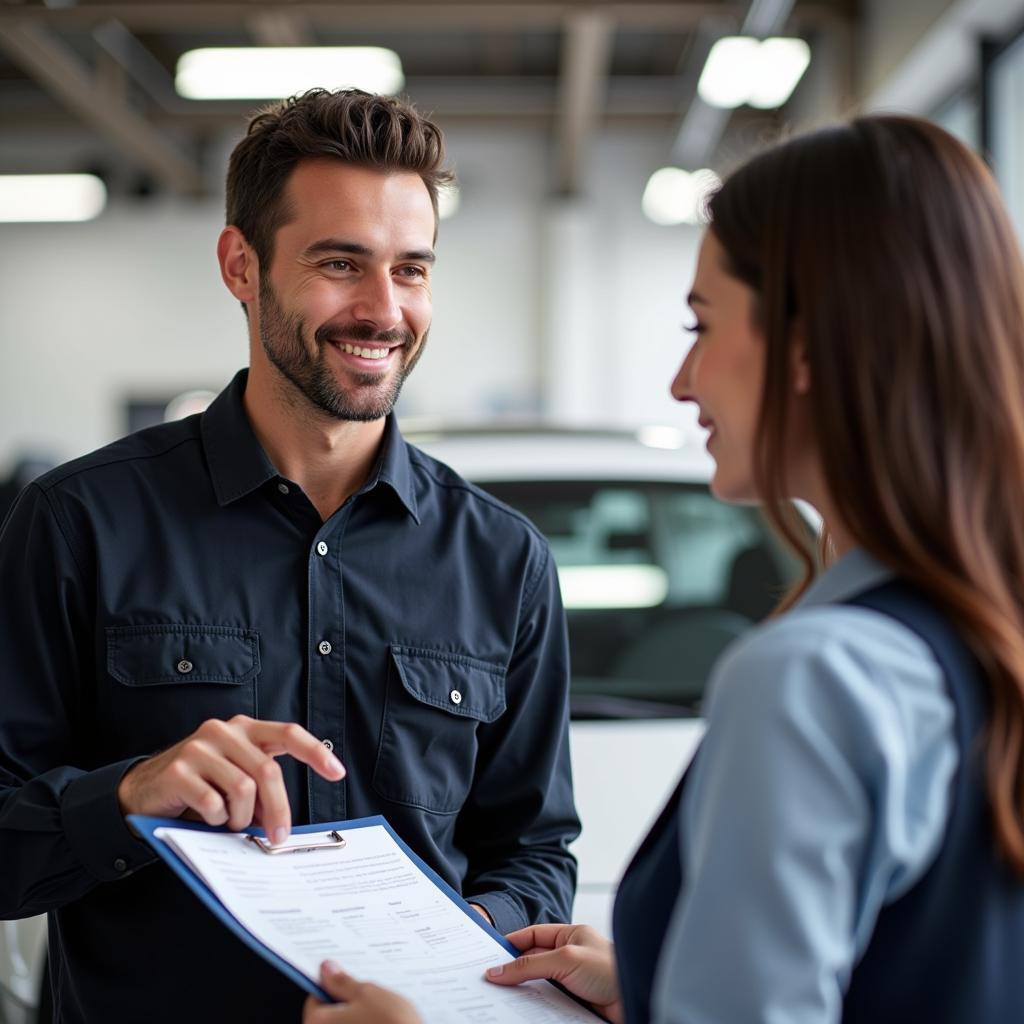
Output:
[698, 37, 760, 108]
[0, 174, 106, 223]
[747, 38, 811, 108]
[698, 36, 810, 110]
[642, 167, 721, 226]
[176, 47, 404, 100]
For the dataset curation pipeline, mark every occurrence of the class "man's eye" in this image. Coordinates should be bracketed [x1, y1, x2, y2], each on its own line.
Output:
[323, 260, 351, 272]
[683, 321, 707, 335]
[397, 265, 426, 278]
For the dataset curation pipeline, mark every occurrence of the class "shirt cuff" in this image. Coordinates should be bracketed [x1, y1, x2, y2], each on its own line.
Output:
[60, 758, 158, 881]
[465, 890, 527, 936]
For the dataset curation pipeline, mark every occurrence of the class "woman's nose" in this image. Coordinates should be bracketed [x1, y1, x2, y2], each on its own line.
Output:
[670, 346, 696, 402]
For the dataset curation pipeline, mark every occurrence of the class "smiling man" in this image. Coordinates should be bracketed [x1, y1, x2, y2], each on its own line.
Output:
[0, 90, 579, 1023]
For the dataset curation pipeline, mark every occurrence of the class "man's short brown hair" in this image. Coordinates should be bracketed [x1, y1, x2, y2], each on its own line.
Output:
[226, 88, 454, 268]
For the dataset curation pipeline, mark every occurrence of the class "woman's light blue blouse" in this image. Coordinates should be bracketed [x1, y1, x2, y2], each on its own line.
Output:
[650, 548, 958, 1024]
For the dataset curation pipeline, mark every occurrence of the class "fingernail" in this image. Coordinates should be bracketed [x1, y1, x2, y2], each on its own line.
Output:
[272, 826, 289, 846]
[323, 959, 342, 975]
[328, 754, 345, 777]
[486, 966, 504, 977]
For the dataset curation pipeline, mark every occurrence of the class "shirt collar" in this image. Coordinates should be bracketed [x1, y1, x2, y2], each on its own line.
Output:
[362, 414, 420, 523]
[201, 369, 279, 506]
[794, 546, 895, 609]
[201, 368, 420, 522]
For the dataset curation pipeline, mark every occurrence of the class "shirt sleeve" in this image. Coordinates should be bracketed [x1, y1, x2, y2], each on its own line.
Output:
[456, 543, 581, 934]
[650, 606, 958, 1024]
[0, 483, 155, 920]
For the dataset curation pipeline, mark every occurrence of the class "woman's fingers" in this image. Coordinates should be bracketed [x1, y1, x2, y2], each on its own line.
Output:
[302, 961, 423, 1024]
[486, 936, 622, 1019]
[503, 922, 587, 952]
[487, 949, 566, 985]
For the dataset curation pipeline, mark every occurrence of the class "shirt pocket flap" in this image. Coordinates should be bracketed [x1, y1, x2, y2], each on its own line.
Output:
[389, 645, 506, 723]
[106, 624, 260, 687]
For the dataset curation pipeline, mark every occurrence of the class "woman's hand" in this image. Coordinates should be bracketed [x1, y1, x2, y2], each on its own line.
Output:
[485, 923, 624, 1024]
[302, 961, 422, 1024]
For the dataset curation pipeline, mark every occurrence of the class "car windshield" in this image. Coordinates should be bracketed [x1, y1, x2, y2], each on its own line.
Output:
[478, 480, 803, 720]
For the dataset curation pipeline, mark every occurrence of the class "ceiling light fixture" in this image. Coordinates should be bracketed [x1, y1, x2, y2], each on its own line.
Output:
[698, 36, 811, 109]
[641, 167, 721, 226]
[175, 47, 404, 100]
[0, 174, 107, 223]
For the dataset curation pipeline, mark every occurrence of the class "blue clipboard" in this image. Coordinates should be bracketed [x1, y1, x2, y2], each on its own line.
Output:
[129, 814, 525, 1004]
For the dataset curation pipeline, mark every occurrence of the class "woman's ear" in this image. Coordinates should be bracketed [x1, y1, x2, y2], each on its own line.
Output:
[790, 322, 810, 395]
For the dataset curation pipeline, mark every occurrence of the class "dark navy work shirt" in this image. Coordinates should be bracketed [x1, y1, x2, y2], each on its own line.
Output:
[0, 369, 579, 1023]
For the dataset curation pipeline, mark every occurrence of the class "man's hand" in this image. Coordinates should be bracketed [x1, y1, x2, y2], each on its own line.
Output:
[469, 903, 493, 925]
[485, 923, 623, 1024]
[303, 961, 422, 1024]
[117, 715, 346, 845]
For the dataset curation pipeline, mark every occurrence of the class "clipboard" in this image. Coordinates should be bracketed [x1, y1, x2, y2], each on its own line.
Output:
[128, 814, 562, 1010]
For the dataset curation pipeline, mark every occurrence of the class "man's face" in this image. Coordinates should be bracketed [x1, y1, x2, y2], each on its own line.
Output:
[254, 159, 436, 422]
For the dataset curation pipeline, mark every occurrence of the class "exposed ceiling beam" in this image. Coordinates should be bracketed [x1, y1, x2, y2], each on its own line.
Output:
[247, 11, 314, 47]
[92, 19, 190, 112]
[0, 75, 691, 132]
[0, 20, 203, 194]
[554, 9, 614, 195]
[0, 3, 851, 33]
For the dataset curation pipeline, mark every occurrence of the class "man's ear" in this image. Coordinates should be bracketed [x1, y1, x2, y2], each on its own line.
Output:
[790, 322, 810, 396]
[217, 226, 259, 304]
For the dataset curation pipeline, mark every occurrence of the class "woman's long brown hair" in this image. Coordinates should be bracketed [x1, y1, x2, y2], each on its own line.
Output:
[708, 115, 1024, 872]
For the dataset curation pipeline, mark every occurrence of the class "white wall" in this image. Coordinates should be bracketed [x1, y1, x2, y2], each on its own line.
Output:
[0, 202, 242, 468]
[859, 0, 1024, 114]
[0, 122, 702, 474]
[857, 0, 957, 101]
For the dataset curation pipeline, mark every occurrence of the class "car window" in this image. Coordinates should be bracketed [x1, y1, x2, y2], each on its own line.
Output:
[478, 480, 803, 719]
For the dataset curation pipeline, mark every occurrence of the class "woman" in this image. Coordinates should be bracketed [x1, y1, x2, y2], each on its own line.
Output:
[304, 115, 1024, 1022]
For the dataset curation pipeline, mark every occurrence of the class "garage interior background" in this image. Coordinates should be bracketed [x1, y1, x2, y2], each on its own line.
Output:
[0, 0, 1022, 472]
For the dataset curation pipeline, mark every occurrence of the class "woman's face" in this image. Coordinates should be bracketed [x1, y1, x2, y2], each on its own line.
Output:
[671, 230, 768, 504]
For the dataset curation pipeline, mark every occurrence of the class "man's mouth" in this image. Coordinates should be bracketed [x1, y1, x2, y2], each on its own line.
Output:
[336, 342, 394, 360]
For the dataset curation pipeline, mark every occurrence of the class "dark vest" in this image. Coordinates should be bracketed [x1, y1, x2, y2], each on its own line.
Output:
[611, 581, 1024, 1023]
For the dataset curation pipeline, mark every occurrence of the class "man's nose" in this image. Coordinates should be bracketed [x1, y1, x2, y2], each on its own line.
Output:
[351, 272, 402, 331]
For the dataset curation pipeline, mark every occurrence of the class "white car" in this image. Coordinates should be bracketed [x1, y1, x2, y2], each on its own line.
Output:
[0, 424, 797, 1021]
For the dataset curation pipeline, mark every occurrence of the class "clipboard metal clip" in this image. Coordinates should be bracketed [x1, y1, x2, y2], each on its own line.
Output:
[247, 830, 347, 855]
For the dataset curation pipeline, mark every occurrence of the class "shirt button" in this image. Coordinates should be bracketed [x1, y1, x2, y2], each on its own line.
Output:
[277, 482, 290, 494]
[176, 659, 193, 675]
[322, 738, 334, 752]
[113, 858, 128, 873]
[450, 689, 463, 705]
[316, 541, 329, 556]
[318, 640, 332, 656]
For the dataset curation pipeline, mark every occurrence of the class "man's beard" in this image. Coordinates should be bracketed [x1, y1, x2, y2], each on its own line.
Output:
[257, 276, 426, 422]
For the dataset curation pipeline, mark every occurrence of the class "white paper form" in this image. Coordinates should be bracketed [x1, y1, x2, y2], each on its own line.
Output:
[154, 824, 600, 1022]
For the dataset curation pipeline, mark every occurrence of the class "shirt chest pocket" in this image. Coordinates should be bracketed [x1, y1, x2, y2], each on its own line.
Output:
[101, 624, 260, 757]
[372, 644, 507, 814]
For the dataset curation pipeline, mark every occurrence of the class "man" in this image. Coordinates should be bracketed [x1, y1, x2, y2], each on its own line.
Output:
[0, 89, 579, 1022]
